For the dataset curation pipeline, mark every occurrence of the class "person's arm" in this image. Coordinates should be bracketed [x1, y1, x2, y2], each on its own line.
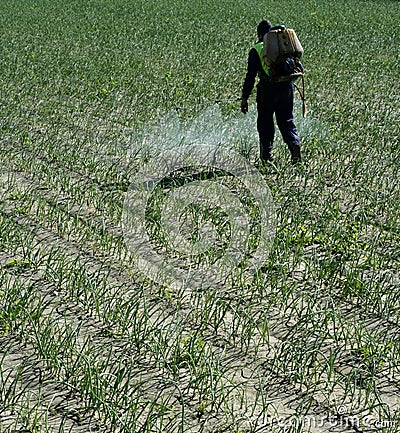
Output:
[241, 47, 260, 113]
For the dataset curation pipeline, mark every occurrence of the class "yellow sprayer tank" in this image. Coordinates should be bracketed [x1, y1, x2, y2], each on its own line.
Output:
[263, 27, 304, 67]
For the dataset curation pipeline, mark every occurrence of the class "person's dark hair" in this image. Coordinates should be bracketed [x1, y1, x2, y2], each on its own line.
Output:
[257, 20, 272, 38]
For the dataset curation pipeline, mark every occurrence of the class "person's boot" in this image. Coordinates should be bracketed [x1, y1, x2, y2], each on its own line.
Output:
[261, 154, 274, 164]
[289, 143, 302, 164]
[260, 142, 273, 165]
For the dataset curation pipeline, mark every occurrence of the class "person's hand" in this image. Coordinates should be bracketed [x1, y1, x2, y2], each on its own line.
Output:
[240, 98, 248, 114]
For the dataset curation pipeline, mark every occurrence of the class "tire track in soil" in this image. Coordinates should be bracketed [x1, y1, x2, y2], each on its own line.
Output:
[1, 177, 398, 430]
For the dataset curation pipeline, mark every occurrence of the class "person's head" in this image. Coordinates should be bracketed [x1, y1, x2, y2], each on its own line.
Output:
[257, 20, 272, 41]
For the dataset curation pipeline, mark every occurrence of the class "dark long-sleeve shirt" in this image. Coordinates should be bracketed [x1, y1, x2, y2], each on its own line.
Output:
[241, 46, 263, 100]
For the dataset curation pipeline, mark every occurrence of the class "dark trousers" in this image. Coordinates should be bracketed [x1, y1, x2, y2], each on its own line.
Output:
[256, 80, 300, 161]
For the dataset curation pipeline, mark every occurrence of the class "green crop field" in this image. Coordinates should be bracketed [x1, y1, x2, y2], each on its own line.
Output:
[0, 0, 399, 432]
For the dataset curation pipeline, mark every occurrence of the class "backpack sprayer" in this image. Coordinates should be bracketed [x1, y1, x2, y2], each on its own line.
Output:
[263, 25, 306, 117]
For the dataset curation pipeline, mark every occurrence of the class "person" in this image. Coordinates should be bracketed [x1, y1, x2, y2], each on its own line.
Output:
[241, 20, 302, 165]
